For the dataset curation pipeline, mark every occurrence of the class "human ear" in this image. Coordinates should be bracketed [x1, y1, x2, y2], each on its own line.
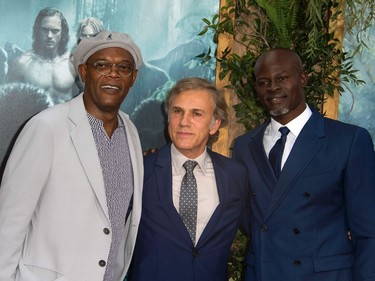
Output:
[78, 64, 87, 83]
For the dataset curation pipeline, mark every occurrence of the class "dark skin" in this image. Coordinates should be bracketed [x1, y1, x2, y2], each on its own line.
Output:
[78, 47, 138, 138]
[254, 48, 308, 125]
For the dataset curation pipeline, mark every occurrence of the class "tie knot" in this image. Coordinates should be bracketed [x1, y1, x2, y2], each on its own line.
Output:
[279, 126, 290, 136]
[183, 160, 198, 173]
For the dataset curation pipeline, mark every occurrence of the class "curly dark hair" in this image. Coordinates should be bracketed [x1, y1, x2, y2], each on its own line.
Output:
[32, 7, 69, 56]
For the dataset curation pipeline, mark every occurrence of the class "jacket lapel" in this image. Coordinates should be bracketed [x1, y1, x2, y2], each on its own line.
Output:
[249, 121, 278, 191]
[196, 151, 226, 247]
[247, 121, 278, 220]
[68, 94, 109, 221]
[264, 110, 326, 220]
[156, 145, 193, 245]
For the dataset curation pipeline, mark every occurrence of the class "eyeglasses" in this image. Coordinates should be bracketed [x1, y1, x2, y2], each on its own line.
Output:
[87, 60, 134, 78]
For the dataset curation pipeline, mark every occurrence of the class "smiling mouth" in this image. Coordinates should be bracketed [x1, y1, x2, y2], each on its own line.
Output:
[101, 85, 120, 90]
[268, 94, 285, 103]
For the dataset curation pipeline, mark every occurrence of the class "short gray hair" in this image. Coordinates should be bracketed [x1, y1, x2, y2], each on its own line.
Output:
[165, 77, 228, 143]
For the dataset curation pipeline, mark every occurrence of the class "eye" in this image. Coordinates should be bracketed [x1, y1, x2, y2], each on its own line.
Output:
[278, 75, 287, 81]
[192, 110, 202, 117]
[117, 63, 133, 72]
[94, 61, 111, 70]
[256, 80, 269, 87]
[171, 108, 182, 114]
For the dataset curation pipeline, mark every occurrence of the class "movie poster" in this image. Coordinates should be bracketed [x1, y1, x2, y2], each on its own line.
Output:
[0, 0, 219, 177]
[339, 23, 375, 145]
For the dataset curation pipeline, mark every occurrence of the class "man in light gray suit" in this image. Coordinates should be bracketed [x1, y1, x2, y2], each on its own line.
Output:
[0, 31, 144, 281]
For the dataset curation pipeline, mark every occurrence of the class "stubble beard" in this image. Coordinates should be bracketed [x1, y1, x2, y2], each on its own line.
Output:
[269, 107, 289, 117]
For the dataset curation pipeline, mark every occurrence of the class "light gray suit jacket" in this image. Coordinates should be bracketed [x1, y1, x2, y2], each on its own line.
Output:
[0, 93, 143, 281]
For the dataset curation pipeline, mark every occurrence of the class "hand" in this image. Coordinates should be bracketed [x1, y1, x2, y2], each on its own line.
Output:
[143, 147, 157, 156]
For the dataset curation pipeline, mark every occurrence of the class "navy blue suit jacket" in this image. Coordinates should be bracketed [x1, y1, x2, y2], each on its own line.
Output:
[232, 109, 375, 281]
[129, 144, 249, 281]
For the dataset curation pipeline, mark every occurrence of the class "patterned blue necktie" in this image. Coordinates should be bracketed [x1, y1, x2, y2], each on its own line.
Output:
[269, 127, 290, 179]
[179, 160, 198, 244]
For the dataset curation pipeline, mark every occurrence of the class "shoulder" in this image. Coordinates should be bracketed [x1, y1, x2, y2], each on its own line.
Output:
[309, 106, 361, 133]
[143, 144, 171, 175]
[305, 110, 374, 150]
[14, 50, 35, 62]
[233, 122, 267, 145]
[144, 144, 170, 163]
[9, 51, 38, 70]
[144, 148, 159, 164]
[13, 104, 68, 150]
[233, 131, 251, 146]
[52, 53, 72, 68]
[324, 117, 374, 147]
[324, 115, 362, 130]
[31, 100, 68, 120]
[209, 150, 249, 195]
[6, 51, 35, 80]
[208, 149, 229, 163]
[209, 149, 247, 175]
[20, 103, 68, 137]
[323, 116, 372, 138]
[24, 96, 82, 132]
[56, 52, 70, 61]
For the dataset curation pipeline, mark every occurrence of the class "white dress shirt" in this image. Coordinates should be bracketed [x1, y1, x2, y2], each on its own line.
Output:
[171, 144, 219, 244]
[264, 105, 312, 169]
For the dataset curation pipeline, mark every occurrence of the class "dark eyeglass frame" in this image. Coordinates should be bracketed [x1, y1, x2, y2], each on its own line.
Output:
[86, 60, 134, 78]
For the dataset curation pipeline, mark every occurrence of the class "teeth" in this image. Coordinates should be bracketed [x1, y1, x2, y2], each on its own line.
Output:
[101, 85, 119, 90]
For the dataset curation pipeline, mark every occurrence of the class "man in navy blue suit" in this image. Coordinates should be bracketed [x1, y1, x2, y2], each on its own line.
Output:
[232, 48, 375, 281]
[129, 77, 249, 281]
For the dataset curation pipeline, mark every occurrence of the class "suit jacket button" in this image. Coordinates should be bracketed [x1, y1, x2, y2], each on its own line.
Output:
[103, 228, 110, 235]
[193, 250, 199, 257]
[293, 228, 300, 235]
[261, 225, 268, 232]
[252, 191, 256, 197]
[303, 192, 311, 198]
[293, 259, 301, 266]
[99, 260, 106, 267]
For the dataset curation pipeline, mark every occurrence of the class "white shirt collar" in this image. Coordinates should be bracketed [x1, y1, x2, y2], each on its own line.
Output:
[171, 143, 209, 175]
[270, 104, 312, 138]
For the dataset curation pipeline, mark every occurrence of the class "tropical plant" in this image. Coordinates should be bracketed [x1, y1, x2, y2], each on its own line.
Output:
[198, 0, 370, 131]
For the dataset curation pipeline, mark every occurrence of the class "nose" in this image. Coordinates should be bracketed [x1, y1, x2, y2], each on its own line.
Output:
[179, 112, 191, 126]
[270, 79, 281, 91]
[108, 64, 120, 77]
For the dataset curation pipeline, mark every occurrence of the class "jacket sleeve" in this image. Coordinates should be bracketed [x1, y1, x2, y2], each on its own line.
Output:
[0, 116, 54, 280]
[344, 128, 375, 280]
[232, 138, 251, 236]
